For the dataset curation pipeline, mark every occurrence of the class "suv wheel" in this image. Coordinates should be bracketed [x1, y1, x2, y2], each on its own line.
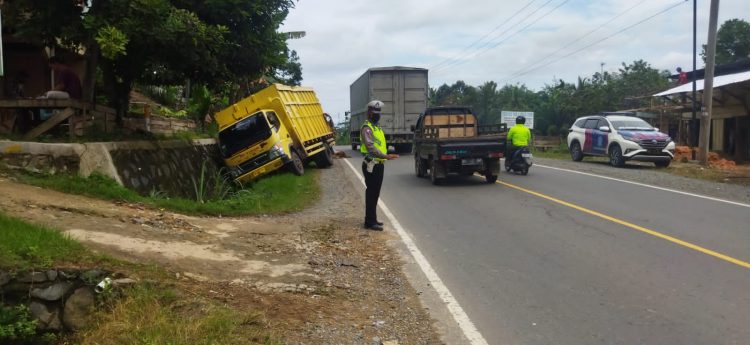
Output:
[570, 142, 584, 161]
[609, 145, 625, 167]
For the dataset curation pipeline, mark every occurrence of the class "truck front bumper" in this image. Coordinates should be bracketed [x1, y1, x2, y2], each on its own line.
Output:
[235, 157, 285, 183]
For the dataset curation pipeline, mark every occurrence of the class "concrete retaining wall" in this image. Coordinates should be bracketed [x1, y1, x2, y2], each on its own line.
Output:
[0, 139, 221, 198]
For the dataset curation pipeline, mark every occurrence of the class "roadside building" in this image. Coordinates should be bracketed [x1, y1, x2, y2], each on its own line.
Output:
[649, 59, 750, 163]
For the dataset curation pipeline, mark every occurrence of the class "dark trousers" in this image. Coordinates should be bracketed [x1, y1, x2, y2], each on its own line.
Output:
[362, 161, 384, 225]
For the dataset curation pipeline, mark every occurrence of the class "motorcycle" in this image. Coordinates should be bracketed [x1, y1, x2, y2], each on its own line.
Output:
[505, 147, 532, 175]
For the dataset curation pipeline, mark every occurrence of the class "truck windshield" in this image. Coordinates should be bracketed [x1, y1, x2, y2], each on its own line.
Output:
[610, 118, 654, 131]
[219, 112, 272, 158]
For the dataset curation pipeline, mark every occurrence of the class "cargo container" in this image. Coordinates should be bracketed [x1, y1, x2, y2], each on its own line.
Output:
[215, 84, 335, 183]
[350, 67, 428, 153]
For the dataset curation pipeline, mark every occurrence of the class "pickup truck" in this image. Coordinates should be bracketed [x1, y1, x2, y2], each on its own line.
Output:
[412, 106, 507, 185]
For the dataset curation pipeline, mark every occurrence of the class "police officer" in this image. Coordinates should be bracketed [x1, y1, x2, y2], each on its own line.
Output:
[507, 115, 532, 163]
[360, 100, 398, 231]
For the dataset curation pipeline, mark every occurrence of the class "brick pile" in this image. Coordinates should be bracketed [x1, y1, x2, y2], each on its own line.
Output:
[708, 152, 736, 170]
[674, 146, 693, 162]
[673, 146, 736, 169]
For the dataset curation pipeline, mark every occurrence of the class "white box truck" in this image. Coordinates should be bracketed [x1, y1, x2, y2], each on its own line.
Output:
[349, 67, 428, 153]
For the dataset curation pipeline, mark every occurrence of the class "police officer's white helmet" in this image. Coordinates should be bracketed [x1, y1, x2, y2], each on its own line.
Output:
[367, 100, 384, 113]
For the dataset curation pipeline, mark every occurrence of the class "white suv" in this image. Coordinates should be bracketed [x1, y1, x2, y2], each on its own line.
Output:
[567, 114, 675, 167]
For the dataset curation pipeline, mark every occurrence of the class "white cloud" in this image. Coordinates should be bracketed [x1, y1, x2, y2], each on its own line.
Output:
[281, 0, 750, 123]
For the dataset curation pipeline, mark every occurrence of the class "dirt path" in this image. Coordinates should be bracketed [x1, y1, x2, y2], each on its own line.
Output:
[0, 159, 443, 344]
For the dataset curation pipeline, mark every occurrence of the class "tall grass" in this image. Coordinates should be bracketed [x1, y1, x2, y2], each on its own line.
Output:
[0, 213, 90, 271]
[77, 285, 280, 345]
[191, 162, 233, 204]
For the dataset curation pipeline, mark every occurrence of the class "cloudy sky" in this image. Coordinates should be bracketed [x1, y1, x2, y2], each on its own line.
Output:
[280, 0, 749, 124]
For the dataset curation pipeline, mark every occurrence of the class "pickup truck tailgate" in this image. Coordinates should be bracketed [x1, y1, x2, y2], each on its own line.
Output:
[438, 140, 505, 158]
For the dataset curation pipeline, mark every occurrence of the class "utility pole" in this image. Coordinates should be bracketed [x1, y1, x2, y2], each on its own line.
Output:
[698, 0, 720, 165]
[691, 0, 697, 158]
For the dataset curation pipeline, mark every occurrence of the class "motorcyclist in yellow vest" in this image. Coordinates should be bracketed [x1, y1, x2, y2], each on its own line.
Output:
[360, 100, 398, 231]
[507, 115, 532, 163]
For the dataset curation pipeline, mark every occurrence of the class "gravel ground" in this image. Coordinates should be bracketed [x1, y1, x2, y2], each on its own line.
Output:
[0, 158, 443, 345]
[533, 158, 750, 204]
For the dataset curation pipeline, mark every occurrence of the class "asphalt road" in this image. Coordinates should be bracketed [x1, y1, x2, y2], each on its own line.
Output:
[339, 148, 750, 345]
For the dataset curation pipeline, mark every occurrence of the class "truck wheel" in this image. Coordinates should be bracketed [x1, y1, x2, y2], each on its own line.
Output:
[609, 145, 625, 167]
[289, 150, 305, 176]
[314, 144, 334, 168]
[415, 156, 427, 178]
[430, 162, 441, 185]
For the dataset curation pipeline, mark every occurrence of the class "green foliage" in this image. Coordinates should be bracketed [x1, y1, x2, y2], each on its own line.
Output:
[139, 85, 183, 108]
[19, 172, 140, 202]
[0, 212, 89, 271]
[2, 0, 298, 122]
[0, 305, 38, 342]
[95, 25, 129, 59]
[191, 161, 233, 203]
[15, 169, 320, 217]
[545, 124, 559, 136]
[157, 106, 188, 118]
[702, 18, 750, 65]
[431, 60, 669, 131]
[335, 114, 351, 145]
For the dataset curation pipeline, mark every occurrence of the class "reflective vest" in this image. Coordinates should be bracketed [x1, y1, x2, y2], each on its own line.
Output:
[360, 121, 387, 162]
[508, 124, 531, 147]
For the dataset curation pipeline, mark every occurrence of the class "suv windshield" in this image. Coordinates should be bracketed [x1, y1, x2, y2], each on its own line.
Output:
[610, 118, 654, 131]
[218, 112, 272, 158]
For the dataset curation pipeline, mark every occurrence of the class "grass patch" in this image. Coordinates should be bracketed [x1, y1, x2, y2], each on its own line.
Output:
[14, 170, 320, 217]
[0, 213, 279, 344]
[532, 143, 570, 160]
[77, 284, 279, 345]
[0, 212, 91, 271]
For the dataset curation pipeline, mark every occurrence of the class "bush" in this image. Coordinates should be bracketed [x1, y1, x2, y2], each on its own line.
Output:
[546, 124, 559, 136]
[0, 305, 39, 343]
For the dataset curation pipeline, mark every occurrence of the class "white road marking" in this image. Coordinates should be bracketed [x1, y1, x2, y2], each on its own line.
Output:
[535, 163, 750, 208]
[342, 158, 489, 345]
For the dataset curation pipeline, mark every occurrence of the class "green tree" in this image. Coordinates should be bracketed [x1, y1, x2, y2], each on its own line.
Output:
[2, 0, 299, 122]
[702, 19, 750, 65]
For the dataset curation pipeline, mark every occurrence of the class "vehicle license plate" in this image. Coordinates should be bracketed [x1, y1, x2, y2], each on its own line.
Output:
[461, 158, 481, 165]
[521, 153, 532, 158]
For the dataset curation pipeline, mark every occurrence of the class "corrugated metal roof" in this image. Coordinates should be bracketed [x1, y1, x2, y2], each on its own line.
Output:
[654, 70, 750, 96]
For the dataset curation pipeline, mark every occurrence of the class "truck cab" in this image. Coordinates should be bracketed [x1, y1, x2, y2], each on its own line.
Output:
[218, 109, 293, 182]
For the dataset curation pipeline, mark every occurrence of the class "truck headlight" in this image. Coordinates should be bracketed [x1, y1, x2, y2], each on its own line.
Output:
[229, 166, 243, 178]
[267, 145, 285, 160]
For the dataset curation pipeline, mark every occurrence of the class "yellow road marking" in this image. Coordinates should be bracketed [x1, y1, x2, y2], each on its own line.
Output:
[494, 178, 750, 270]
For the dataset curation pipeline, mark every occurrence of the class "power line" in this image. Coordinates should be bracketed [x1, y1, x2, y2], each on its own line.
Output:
[502, 0, 688, 84]
[500, 0, 649, 82]
[434, 0, 556, 72]
[435, 0, 569, 73]
[431, 0, 538, 70]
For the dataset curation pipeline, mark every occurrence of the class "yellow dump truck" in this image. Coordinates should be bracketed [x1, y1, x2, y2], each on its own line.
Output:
[215, 84, 335, 183]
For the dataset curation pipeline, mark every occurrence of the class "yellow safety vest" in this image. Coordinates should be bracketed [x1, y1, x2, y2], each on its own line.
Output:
[508, 124, 531, 147]
[360, 121, 387, 162]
